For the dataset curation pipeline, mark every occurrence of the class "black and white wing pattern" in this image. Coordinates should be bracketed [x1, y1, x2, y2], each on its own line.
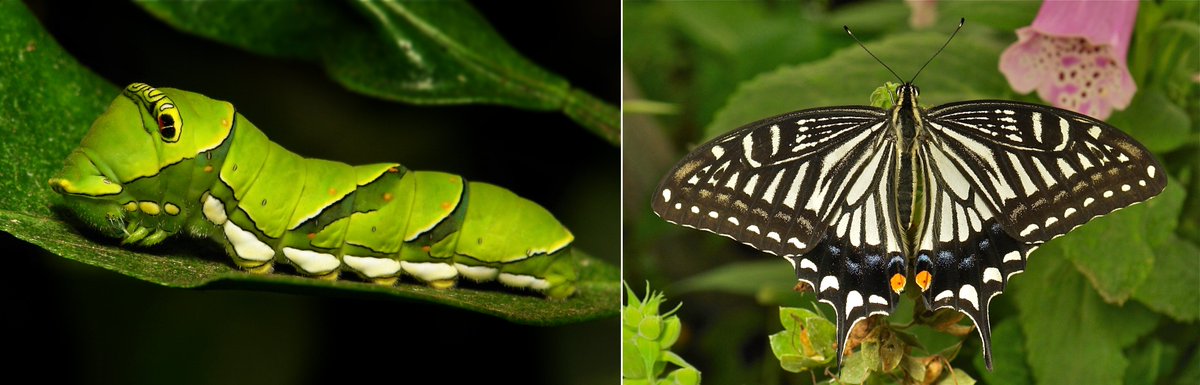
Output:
[913, 101, 1167, 369]
[651, 107, 908, 366]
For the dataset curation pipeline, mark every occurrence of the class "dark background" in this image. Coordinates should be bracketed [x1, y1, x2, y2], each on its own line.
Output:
[8, 1, 619, 384]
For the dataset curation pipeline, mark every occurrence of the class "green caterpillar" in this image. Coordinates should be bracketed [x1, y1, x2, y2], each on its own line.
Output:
[48, 83, 577, 298]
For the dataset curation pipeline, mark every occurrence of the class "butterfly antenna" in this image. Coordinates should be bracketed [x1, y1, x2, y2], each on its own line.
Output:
[844, 25, 904, 84]
[910, 18, 965, 84]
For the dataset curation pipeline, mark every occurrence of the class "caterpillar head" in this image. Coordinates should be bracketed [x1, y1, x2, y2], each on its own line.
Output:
[49, 83, 234, 241]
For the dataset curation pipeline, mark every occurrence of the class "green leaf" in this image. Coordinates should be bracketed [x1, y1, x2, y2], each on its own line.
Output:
[1131, 234, 1200, 322]
[707, 31, 1007, 140]
[0, 1, 617, 325]
[1014, 252, 1160, 385]
[1, 210, 617, 325]
[934, 369, 977, 385]
[837, 340, 879, 384]
[623, 284, 700, 384]
[770, 307, 836, 372]
[1124, 339, 1180, 385]
[134, 0, 618, 145]
[972, 318, 1033, 385]
[1052, 178, 1184, 304]
[670, 260, 795, 297]
[1107, 89, 1191, 154]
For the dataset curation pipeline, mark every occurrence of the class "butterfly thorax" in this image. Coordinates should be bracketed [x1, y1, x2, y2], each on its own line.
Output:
[891, 84, 924, 249]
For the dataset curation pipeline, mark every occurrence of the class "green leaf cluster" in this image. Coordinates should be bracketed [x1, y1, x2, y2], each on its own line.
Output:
[623, 283, 702, 385]
[624, 1, 1199, 384]
[134, 1, 618, 144]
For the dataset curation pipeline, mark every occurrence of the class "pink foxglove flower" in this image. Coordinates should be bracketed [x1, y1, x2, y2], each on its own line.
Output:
[999, 0, 1138, 120]
[906, 0, 938, 30]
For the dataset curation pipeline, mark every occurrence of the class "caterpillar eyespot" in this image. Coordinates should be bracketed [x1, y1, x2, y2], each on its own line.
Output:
[49, 83, 578, 299]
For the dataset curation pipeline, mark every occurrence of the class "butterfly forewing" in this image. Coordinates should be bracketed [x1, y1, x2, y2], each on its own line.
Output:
[652, 106, 909, 364]
[912, 100, 1167, 369]
[924, 101, 1167, 243]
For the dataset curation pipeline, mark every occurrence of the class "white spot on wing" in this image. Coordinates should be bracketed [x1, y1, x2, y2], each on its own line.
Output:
[711, 145, 725, 159]
[983, 267, 1002, 283]
[788, 238, 806, 249]
[800, 258, 817, 272]
[864, 197, 881, 246]
[743, 174, 759, 196]
[770, 125, 781, 156]
[762, 169, 785, 203]
[1147, 166, 1156, 178]
[959, 284, 980, 309]
[1087, 125, 1102, 139]
[1031, 112, 1043, 142]
[1008, 152, 1039, 196]
[820, 275, 839, 291]
[845, 290, 864, 316]
[782, 162, 808, 208]
[1019, 224, 1039, 237]
[868, 294, 888, 305]
[742, 134, 760, 167]
[935, 290, 954, 302]
[661, 189, 671, 202]
[1003, 250, 1022, 262]
[1057, 158, 1077, 178]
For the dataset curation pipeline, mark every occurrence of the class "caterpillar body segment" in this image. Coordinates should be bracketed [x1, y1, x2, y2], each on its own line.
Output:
[49, 83, 577, 299]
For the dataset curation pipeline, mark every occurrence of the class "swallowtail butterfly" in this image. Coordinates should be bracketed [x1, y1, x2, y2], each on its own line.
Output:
[651, 19, 1166, 369]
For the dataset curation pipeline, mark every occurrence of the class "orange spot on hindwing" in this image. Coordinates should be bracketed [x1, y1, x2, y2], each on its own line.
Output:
[891, 273, 907, 294]
[203, 165, 213, 173]
[915, 270, 932, 292]
[383, 193, 393, 202]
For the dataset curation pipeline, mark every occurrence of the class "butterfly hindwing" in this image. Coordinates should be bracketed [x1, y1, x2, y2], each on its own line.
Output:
[652, 107, 906, 366]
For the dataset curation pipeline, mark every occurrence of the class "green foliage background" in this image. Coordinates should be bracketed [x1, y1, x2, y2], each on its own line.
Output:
[623, 1, 1199, 384]
[2, 1, 618, 383]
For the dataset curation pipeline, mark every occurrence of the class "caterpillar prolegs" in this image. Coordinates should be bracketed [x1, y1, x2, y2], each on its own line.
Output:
[48, 83, 577, 298]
